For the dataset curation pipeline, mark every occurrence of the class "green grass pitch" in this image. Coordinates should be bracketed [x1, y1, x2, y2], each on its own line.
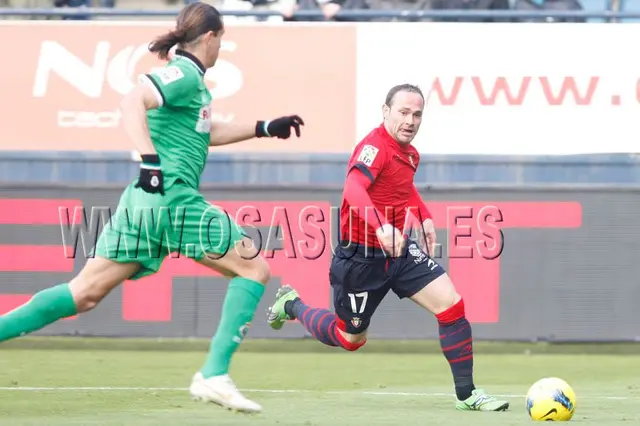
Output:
[0, 338, 638, 425]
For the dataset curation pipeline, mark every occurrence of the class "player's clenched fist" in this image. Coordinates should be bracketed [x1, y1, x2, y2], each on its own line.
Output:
[256, 115, 305, 139]
[376, 224, 405, 257]
[135, 154, 165, 195]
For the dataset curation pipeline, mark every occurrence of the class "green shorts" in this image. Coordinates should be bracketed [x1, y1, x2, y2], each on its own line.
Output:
[94, 180, 247, 280]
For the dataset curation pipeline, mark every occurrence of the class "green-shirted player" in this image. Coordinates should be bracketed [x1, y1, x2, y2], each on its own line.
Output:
[0, 3, 304, 413]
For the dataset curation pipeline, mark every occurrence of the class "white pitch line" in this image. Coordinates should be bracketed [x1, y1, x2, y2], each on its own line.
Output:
[0, 387, 636, 400]
[0, 387, 187, 391]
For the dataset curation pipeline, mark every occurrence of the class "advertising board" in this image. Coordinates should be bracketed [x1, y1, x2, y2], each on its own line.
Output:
[0, 22, 637, 155]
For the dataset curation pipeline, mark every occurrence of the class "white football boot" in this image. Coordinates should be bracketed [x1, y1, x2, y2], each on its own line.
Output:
[189, 372, 262, 413]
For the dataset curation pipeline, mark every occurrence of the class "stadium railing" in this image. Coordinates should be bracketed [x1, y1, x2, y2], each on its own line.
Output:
[3, 7, 640, 21]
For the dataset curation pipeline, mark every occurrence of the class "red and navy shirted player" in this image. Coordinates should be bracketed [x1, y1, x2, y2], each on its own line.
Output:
[267, 84, 509, 412]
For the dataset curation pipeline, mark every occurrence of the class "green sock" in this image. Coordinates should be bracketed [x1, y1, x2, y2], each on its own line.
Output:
[0, 283, 77, 342]
[201, 277, 265, 378]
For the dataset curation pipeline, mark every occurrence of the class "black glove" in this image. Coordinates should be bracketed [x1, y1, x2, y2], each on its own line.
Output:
[256, 115, 304, 139]
[135, 154, 165, 195]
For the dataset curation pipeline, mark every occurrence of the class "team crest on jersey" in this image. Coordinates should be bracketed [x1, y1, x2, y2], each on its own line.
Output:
[351, 317, 362, 328]
[154, 66, 184, 85]
[408, 154, 415, 167]
[195, 105, 211, 133]
[408, 243, 426, 264]
[357, 145, 379, 167]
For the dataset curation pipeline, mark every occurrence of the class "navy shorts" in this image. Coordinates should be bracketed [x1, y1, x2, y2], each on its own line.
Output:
[329, 239, 446, 334]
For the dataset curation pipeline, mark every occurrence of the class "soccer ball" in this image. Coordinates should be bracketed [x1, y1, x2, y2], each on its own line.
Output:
[526, 377, 576, 421]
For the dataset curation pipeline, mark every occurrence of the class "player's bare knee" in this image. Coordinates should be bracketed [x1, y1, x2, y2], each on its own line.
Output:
[244, 261, 271, 285]
[226, 238, 271, 284]
[410, 274, 462, 315]
[236, 256, 271, 285]
[445, 291, 462, 310]
[68, 258, 135, 313]
[433, 289, 462, 314]
[68, 275, 107, 313]
[199, 254, 271, 285]
[343, 338, 366, 351]
[337, 328, 367, 351]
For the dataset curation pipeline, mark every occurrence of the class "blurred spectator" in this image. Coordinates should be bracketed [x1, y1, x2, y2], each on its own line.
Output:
[281, 0, 369, 21]
[365, 0, 510, 22]
[54, 0, 116, 8]
[182, 0, 226, 8]
[240, 0, 290, 21]
[513, 0, 586, 22]
[54, 0, 115, 20]
[364, 0, 434, 21]
[431, 0, 511, 22]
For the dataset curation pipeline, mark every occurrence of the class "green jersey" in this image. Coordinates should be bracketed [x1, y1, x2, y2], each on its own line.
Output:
[95, 52, 247, 279]
[142, 50, 212, 189]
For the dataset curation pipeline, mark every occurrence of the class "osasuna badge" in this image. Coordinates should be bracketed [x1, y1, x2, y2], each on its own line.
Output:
[408, 154, 415, 168]
[408, 243, 426, 264]
[351, 317, 362, 328]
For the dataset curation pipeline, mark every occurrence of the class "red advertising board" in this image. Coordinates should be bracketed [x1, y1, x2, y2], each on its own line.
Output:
[0, 199, 581, 324]
[0, 23, 356, 154]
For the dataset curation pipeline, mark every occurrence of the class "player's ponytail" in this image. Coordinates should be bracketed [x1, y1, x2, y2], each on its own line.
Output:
[148, 2, 223, 61]
[148, 29, 187, 60]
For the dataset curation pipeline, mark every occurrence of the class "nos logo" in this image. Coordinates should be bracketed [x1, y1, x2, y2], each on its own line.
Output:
[32, 40, 243, 100]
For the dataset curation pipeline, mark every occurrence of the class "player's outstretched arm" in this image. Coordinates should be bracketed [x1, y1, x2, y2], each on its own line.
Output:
[120, 82, 161, 156]
[208, 122, 261, 146]
[209, 115, 304, 146]
[120, 82, 165, 195]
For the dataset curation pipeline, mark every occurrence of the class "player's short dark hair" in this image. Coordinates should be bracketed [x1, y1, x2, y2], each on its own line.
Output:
[385, 84, 424, 107]
[149, 2, 224, 60]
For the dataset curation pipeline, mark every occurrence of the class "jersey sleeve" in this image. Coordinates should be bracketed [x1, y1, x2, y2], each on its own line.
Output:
[141, 65, 199, 108]
[344, 167, 390, 229]
[349, 140, 388, 184]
